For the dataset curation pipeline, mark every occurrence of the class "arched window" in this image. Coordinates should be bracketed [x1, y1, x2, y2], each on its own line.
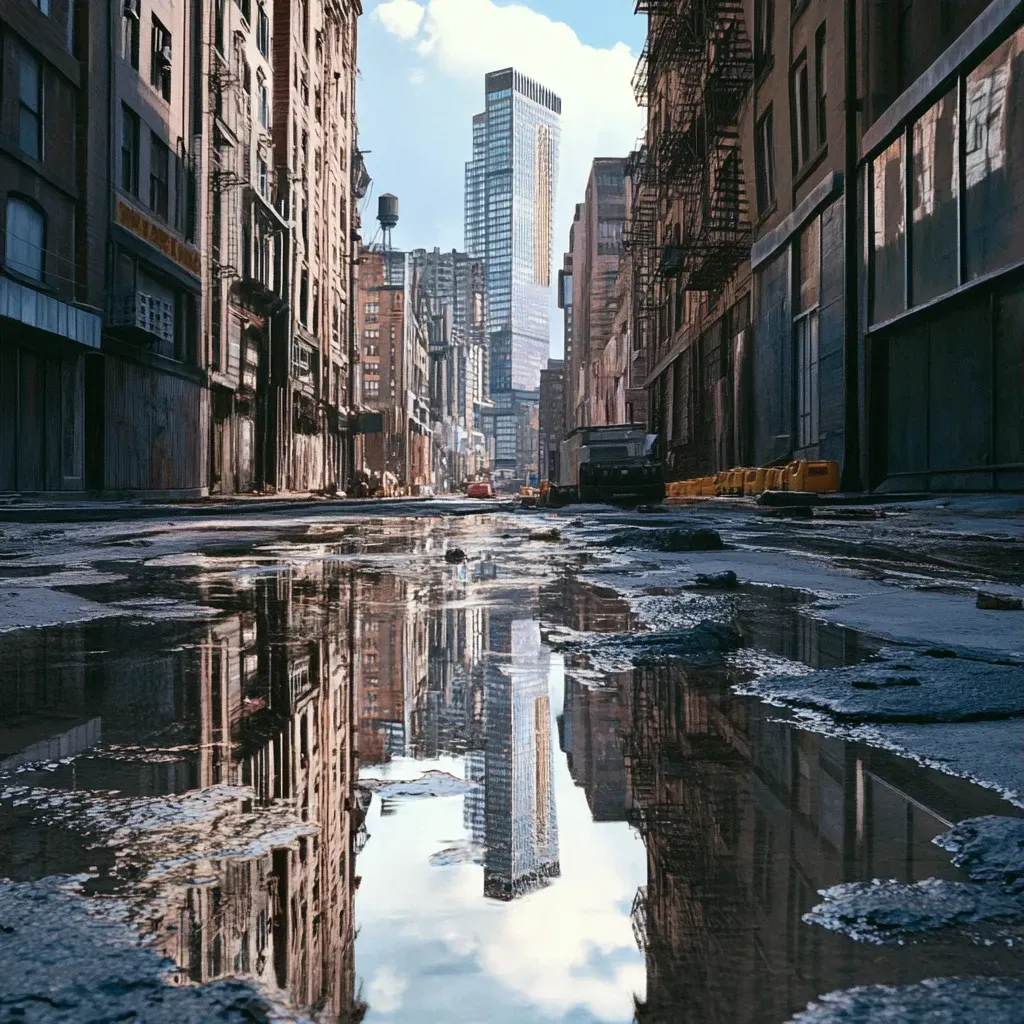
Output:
[5, 197, 45, 281]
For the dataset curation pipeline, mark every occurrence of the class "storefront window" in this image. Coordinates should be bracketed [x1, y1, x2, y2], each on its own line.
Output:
[911, 89, 959, 304]
[964, 25, 1024, 279]
[871, 135, 905, 323]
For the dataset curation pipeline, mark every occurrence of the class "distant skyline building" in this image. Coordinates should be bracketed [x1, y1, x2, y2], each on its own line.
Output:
[465, 69, 561, 479]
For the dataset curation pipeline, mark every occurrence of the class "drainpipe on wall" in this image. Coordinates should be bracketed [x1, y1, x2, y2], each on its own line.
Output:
[841, 0, 864, 491]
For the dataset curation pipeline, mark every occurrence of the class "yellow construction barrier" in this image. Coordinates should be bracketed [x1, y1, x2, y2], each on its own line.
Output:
[787, 460, 840, 493]
[698, 476, 716, 497]
[765, 466, 786, 491]
[743, 468, 768, 496]
[727, 469, 748, 495]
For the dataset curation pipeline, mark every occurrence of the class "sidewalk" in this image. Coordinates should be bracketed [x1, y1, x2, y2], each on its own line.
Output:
[0, 492, 508, 524]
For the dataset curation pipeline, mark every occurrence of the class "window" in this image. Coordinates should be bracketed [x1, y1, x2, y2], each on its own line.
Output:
[238, 0, 251, 23]
[150, 16, 172, 102]
[18, 50, 42, 160]
[795, 216, 820, 449]
[149, 133, 170, 219]
[257, 73, 269, 127]
[792, 53, 811, 170]
[755, 106, 776, 212]
[122, 0, 140, 68]
[364, 379, 379, 397]
[120, 106, 140, 194]
[257, 155, 268, 197]
[871, 135, 906, 323]
[241, 59, 251, 95]
[719, 149, 741, 229]
[29, 0, 50, 13]
[257, 4, 270, 56]
[364, 344, 379, 356]
[755, 0, 774, 72]
[815, 23, 827, 148]
[299, 270, 309, 325]
[292, 342, 312, 379]
[214, 0, 225, 52]
[5, 198, 45, 281]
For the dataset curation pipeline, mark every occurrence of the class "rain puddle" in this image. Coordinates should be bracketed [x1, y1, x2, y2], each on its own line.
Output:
[0, 518, 1020, 1023]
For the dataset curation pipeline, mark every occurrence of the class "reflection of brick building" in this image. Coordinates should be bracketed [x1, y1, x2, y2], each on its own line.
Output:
[561, 675, 630, 822]
[147, 562, 362, 1020]
[354, 573, 421, 765]
[626, 611, 996, 1023]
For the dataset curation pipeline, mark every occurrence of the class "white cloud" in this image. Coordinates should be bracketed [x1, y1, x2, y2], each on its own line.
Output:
[373, 0, 426, 41]
[367, 965, 409, 1014]
[372, 0, 643, 352]
[408, 67, 426, 85]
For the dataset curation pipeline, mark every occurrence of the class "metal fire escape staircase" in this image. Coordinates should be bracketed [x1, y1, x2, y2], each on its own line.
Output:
[633, 0, 754, 296]
[209, 43, 244, 280]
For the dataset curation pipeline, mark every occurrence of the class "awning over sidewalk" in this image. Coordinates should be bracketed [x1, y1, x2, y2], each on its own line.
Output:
[0, 276, 101, 349]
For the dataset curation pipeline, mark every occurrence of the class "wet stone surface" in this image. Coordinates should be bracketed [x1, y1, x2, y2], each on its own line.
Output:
[0, 506, 1021, 1022]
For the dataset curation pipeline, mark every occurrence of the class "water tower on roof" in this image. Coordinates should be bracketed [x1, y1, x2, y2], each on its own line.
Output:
[377, 193, 399, 285]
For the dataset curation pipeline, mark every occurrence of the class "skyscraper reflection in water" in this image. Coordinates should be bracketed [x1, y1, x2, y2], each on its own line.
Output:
[483, 620, 560, 900]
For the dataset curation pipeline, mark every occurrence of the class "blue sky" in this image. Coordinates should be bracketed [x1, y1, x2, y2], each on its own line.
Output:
[356, 1, 646, 357]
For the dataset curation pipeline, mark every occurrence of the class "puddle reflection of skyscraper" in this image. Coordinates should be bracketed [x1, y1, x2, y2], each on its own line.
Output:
[483, 620, 560, 900]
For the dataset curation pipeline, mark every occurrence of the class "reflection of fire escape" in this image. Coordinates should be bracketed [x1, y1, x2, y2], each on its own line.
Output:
[632, 0, 754, 294]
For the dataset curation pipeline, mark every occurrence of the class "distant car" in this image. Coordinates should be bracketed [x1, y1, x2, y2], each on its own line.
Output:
[466, 480, 496, 499]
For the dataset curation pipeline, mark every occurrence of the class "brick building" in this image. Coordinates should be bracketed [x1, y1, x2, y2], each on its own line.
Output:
[630, 0, 755, 482]
[204, 0, 288, 494]
[567, 158, 628, 430]
[355, 247, 430, 490]
[537, 357, 565, 482]
[0, 1, 104, 492]
[858, 0, 1023, 491]
[270, 0, 362, 494]
[628, 0, 1023, 493]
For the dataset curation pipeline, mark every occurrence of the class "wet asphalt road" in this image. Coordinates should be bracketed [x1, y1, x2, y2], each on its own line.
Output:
[0, 498, 1022, 1023]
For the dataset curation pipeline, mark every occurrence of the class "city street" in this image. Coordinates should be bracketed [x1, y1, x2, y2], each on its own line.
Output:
[1, 496, 1022, 1022]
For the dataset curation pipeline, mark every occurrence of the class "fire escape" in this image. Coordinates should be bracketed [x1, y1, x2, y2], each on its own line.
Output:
[631, 0, 754, 301]
[209, 43, 244, 281]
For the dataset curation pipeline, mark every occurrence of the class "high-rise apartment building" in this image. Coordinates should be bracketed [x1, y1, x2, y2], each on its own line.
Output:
[465, 69, 561, 481]
[464, 114, 487, 262]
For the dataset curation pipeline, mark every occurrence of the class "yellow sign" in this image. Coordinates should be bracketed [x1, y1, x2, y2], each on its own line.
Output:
[116, 200, 201, 278]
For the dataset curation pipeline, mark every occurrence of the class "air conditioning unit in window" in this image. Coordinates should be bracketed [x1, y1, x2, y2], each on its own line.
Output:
[123, 0, 140, 21]
[109, 292, 174, 346]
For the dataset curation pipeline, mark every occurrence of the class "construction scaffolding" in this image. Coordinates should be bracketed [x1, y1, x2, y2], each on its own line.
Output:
[629, 0, 754, 302]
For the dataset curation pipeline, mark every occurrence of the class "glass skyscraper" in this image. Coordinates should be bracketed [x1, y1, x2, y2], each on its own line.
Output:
[465, 69, 561, 477]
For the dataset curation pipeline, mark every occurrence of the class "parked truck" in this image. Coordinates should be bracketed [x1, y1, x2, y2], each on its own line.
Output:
[555, 425, 664, 505]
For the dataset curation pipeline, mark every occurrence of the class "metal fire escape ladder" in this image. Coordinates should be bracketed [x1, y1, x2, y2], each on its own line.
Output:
[640, 0, 754, 294]
[208, 42, 245, 281]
